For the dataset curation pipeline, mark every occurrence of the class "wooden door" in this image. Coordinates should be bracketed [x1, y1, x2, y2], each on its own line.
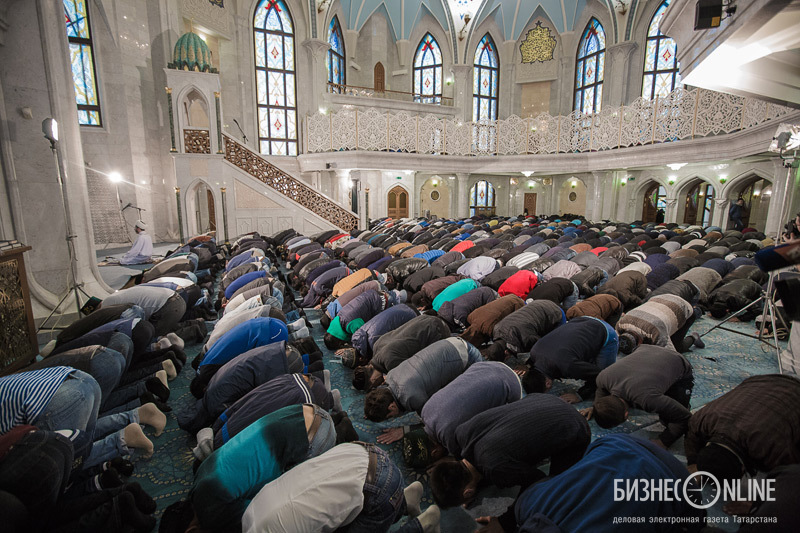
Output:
[387, 186, 408, 219]
[374, 62, 385, 93]
[642, 184, 658, 223]
[206, 188, 217, 232]
[684, 184, 699, 224]
[523, 193, 537, 216]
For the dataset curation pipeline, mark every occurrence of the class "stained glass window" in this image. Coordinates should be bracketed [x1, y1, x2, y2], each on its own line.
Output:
[327, 16, 345, 92]
[413, 33, 443, 104]
[473, 34, 499, 121]
[254, 0, 298, 156]
[574, 18, 605, 114]
[642, 0, 681, 99]
[64, 0, 101, 126]
[469, 180, 496, 216]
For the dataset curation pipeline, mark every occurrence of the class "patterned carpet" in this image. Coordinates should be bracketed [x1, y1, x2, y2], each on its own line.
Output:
[130, 310, 783, 531]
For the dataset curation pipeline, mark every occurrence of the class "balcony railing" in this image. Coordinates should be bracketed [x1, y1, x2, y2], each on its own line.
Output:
[327, 82, 454, 106]
[307, 87, 795, 156]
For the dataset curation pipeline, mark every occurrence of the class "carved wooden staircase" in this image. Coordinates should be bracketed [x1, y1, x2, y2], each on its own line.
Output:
[222, 134, 358, 231]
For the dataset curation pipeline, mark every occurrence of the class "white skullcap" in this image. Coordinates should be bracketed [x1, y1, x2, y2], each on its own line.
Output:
[135, 220, 147, 230]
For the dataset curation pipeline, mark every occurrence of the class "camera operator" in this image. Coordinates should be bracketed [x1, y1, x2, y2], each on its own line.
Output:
[783, 212, 800, 243]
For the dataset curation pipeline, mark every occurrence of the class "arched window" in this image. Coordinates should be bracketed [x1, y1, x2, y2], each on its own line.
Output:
[64, 0, 102, 126]
[574, 18, 606, 114]
[413, 33, 443, 104]
[473, 33, 499, 121]
[642, 183, 667, 222]
[684, 182, 714, 226]
[469, 180, 496, 217]
[642, 0, 681, 99]
[327, 16, 345, 91]
[254, 0, 297, 156]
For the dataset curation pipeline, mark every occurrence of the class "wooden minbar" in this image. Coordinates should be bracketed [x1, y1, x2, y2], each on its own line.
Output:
[0, 246, 37, 376]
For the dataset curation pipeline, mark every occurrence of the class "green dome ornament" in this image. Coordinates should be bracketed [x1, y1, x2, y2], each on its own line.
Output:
[168, 30, 218, 73]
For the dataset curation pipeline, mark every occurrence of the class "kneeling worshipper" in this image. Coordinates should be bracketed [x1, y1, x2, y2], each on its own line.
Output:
[119, 220, 153, 265]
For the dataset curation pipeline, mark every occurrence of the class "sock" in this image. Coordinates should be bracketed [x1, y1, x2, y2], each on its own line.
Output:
[123, 482, 157, 515]
[139, 391, 171, 412]
[307, 361, 324, 373]
[97, 468, 124, 490]
[106, 457, 135, 477]
[417, 505, 441, 533]
[331, 389, 342, 413]
[116, 491, 157, 532]
[145, 377, 170, 403]
[404, 481, 423, 517]
[165, 332, 185, 350]
[691, 332, 705, 349]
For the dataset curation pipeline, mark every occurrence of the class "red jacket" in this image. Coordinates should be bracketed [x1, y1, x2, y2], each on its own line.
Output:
[497, 269, 539, 299]
[451, 240, 475, 254]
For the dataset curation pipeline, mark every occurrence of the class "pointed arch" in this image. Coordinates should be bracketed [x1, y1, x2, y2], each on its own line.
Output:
[374, 62, 385, 93]
[473, 33, 499, 121]
[642, 0, 681, 99]
[574, 18, 606, 114]
[253, 0, 298, 156]
[413, 33, 443, 104]
[327, 15, 346, 91]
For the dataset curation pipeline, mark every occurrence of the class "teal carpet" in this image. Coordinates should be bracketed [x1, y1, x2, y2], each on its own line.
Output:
[131, 311, 783, 531]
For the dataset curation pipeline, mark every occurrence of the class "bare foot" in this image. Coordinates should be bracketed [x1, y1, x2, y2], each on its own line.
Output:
[155, 370, 169, 389]
[123, 423, 154, 458]
[162, 359, 177, 381]
[138, 403, 166, 436]
[560, 393, 582, 404]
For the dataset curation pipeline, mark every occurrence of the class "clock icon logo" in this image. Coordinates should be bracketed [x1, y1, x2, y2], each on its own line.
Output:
[683, 471, 721, 509]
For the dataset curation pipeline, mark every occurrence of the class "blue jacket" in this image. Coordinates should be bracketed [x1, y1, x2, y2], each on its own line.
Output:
[351, 304, 417, 358]
[200, 318, 288, 368]
[224, 270, 267, 300]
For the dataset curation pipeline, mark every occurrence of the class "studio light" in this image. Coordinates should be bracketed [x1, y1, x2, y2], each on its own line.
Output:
[108, 171, 123, 183]
[42, 117, 59, 144]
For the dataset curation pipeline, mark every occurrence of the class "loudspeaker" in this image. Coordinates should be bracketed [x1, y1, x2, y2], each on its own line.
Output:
[695, 0, 723, 30]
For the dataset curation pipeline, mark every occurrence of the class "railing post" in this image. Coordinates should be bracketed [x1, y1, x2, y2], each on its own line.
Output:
[526, 117, 530, 154]
[651, 96, 660, 144]
[556, 116, 561, 153]
[355, 108, 359, 150]
[691, 89, 699, 139]
[416, 116, 420, 153]
[386, 112, 390, 151]
[739, 98, 747, 131]
[443, 119, 447, 155]
[589, 113, 594, 152]
[618, 108, 623, 149]
[329, 112, 333, 151]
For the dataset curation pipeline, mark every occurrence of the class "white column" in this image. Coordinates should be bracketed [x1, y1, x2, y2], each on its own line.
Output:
[664, 198, 679, 223]
[766, 159, 793, 238]
[302, 39, 331, 114]
[451, 65, 472, 122]
[713, 198, 730, 229]
[457, 173, 469, 217]
[604, 42, 638, 107]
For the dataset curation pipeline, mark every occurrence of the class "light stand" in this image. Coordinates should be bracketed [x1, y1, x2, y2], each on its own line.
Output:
[699, 127, 799, 373]
[37, 118, 93, 332]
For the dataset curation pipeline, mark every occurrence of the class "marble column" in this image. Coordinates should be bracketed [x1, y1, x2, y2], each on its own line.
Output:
[766, 159, 794, 238]
[302, 39, 331, 114]
[713, 198, 730, 229]
[605, 42, 638, 107]
[457, 173, 469, 218]
[664, 197, 679, 223]
[451, 65, 472, 122]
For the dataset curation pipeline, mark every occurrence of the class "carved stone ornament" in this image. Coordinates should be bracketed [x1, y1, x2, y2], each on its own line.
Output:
[182, 0, 228, 34]
[520, 22, 557, 64]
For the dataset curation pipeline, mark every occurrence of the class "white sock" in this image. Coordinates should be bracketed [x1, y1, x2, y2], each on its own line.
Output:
[166, 333, 184, 350]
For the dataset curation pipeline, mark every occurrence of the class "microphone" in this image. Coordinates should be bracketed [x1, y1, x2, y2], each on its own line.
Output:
[233, 119, 248, 143]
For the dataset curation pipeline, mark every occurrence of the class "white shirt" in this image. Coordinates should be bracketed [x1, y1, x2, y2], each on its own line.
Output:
[242, 443, 370, 533]
[120, 232, 153, 264]
[152, 276, 194, 287]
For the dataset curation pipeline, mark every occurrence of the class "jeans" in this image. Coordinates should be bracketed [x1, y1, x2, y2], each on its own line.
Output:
[340, 445, 423, 533]
[150, 293, 187, 337]
[670, 313, 696, 353]
[32, 371, 139, 468]
[562, 282, 579, 310]
[120, 305, 146, 321]
[595, 319, 619, 369]
[306, 406, 336, 459]
[465, 341, 483, 365]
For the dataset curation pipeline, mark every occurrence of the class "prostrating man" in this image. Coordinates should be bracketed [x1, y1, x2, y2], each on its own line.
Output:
[429, 394, 590, 508]
[485, 299, 565, 361]
[615, 293, 704, 354]
[523, 315, 618, 402]
[480, 434, 704, 533]
[582, 345, 694, 449]
[364, 337, 481, 422]
[241, 442, 441, 533]
[684, 374, 800, 482]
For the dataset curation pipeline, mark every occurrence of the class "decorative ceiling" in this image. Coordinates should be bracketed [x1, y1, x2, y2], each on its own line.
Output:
[336, 0, 596, 41]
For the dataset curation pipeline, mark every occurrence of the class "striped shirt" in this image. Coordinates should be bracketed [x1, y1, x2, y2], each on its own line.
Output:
[0, 366, 75, 434]
[615, 294, 693, 351]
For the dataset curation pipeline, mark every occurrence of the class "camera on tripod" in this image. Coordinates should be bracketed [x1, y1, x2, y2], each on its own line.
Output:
[785, 213, 800, 240]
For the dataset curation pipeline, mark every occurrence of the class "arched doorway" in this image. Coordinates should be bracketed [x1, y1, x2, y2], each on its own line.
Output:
[683, 181, 715, 226]
[188, 181, 216, 236]
[734, 176, 772, 230]
[387, 185, 409, 219]
[642, 182, 667, 223]
[469, 180, 496, 216]
[374, 62, 385, 93]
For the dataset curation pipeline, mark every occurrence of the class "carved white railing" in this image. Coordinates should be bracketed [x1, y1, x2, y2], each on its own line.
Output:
[223, 135, 359, 231]
[306, 88, 796, 156]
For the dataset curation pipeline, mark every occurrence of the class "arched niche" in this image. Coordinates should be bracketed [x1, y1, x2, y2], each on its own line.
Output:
[639, 180, 667, 223]
[179, 88, 211, 154]
[558, 177, 587, 217]
[420, 176, 450, 218]
[677, 178, 716, 226]
[186, 179, 217, 237]
[730, 175, 773, 230]
[387, 185, 409, 219]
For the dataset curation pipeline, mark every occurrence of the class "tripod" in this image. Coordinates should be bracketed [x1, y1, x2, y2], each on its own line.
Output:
[699, 271, 787, 373]
[37, 139, 92, 332]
